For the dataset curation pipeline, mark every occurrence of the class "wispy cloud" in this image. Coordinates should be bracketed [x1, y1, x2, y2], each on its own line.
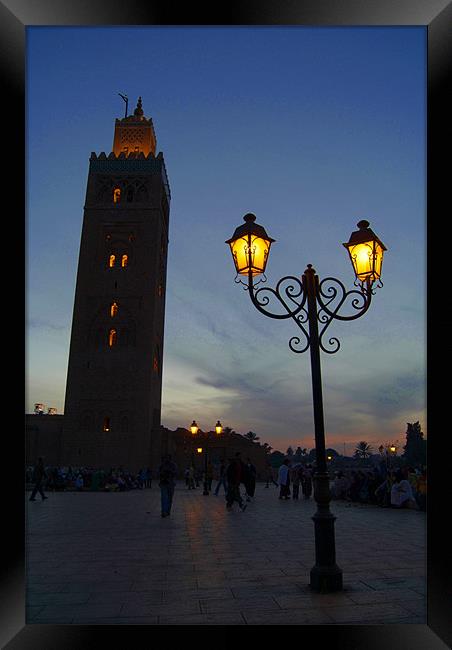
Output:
[27, 318, 69, 332]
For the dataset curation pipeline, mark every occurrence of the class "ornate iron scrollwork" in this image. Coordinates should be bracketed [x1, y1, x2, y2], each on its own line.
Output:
[245, 270, 374, 356]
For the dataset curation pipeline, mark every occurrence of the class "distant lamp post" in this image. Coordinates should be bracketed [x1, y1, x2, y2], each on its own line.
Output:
[226, 214, 387, 593]
[189, 421, 224, 495]
[389, 444, 397, 470]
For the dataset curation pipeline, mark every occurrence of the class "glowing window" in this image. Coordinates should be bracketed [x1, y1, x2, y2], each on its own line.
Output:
[109, 254, 116, 268]
[121, 254, 128, 268]
[103, 417, 110, 432]
[108, 329, 117, 347]
[110, 302, 118, 318]
[113, 188, 121, 203]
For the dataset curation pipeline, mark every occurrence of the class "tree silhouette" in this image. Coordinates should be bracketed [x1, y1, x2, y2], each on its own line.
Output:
[354, 441, 373, 459]
[402, 421, 426, 466]
[244, 431, 260, 442]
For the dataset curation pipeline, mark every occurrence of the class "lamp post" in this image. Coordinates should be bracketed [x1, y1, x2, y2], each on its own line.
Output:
[189, 420, 223, 495]
[389, 444, 397, 471]
[226, 214, 387, 592]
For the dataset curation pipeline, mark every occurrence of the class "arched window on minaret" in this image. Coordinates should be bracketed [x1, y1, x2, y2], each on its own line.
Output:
[109, 254, 116, 268]
[113, 188, 121, 203]
[108, 329, 117, 347]
[121, 254, 128, 268]
[110, 302, 118, 318]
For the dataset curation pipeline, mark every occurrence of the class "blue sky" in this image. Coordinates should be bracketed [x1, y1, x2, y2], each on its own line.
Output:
[26, 26, 426, 454]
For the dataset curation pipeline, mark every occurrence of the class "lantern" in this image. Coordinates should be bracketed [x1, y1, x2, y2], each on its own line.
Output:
[226, 213, 275, 277]
[343, 220, 387, 284]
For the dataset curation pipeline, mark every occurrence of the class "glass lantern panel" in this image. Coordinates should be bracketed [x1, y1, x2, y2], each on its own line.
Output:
[229, 235, 271, 276]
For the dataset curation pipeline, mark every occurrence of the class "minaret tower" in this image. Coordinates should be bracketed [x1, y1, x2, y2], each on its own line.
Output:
[62, 97, 170, 471]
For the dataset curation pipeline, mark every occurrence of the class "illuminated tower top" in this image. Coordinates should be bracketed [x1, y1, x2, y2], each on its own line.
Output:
[112, 96, 157, 157]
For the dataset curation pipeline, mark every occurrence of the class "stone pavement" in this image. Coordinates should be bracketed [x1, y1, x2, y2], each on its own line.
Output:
[26, 482, 426, 625]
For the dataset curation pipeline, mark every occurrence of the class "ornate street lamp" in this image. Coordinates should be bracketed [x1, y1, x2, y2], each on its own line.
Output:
[226, 214, 387, 593]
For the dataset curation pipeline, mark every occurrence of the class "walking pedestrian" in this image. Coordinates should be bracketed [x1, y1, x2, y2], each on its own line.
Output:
[225, 453, 247, 511]
[206, 460, 214, 492]
[278, 459, 291, 499]
[158, 454, 178, 517]
[187, 464, 196, 489]
[214, 460, 228, 495]
[291, 464, 301, 500]
[244, 457, 257, 502]
[301, 464, 313, 499]
[265, 464, 278, 488]
[29, 457, 48, 501]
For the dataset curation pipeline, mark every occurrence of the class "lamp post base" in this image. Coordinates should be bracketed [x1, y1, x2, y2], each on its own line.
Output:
[310, 472, 343, 593]
[310, 564, 343, 593]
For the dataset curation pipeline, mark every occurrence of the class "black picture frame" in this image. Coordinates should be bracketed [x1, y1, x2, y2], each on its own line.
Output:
[8, 0, 451, 646]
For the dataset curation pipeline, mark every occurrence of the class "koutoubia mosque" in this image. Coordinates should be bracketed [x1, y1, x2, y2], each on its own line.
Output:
[61, 97, 170, 471]
[26, 97, 268, 476]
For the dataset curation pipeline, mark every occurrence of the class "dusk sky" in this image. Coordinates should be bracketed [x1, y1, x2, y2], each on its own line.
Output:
[26, 26, 426, 455]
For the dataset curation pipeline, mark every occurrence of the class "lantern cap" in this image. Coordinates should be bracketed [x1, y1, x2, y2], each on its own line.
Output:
[225, 213, 275, 245]
[343, 220, 387, 250]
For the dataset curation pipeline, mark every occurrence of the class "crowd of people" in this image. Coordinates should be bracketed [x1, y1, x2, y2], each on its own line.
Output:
[329, 465, 426, 510]
[26, 463, 153, 494]
[27, 455, 426, 514]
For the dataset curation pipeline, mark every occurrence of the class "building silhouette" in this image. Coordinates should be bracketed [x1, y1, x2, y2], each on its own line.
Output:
[60, 97, 170, 471]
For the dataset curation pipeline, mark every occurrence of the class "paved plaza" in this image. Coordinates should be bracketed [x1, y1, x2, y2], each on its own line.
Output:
[26, 482, 426, 625]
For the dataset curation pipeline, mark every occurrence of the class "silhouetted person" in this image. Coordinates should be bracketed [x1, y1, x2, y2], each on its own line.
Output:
[214, 461, 228, 495]
[158, 454, 178, 517]
[29, 457, 48, 501]
[226, 453, 247, 511]
[244, 457, 257, 502]
[301, 465, 313, 499]
[278, 459, 291, 499]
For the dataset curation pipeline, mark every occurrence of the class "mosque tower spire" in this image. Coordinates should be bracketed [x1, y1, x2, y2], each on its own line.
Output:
[112, 95, 156, 157]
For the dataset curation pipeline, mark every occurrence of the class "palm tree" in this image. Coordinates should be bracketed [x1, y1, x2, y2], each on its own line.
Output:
[244, 431, 260, 443]
[262, 442, 273, 455]
[354, 441, 373, 459]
